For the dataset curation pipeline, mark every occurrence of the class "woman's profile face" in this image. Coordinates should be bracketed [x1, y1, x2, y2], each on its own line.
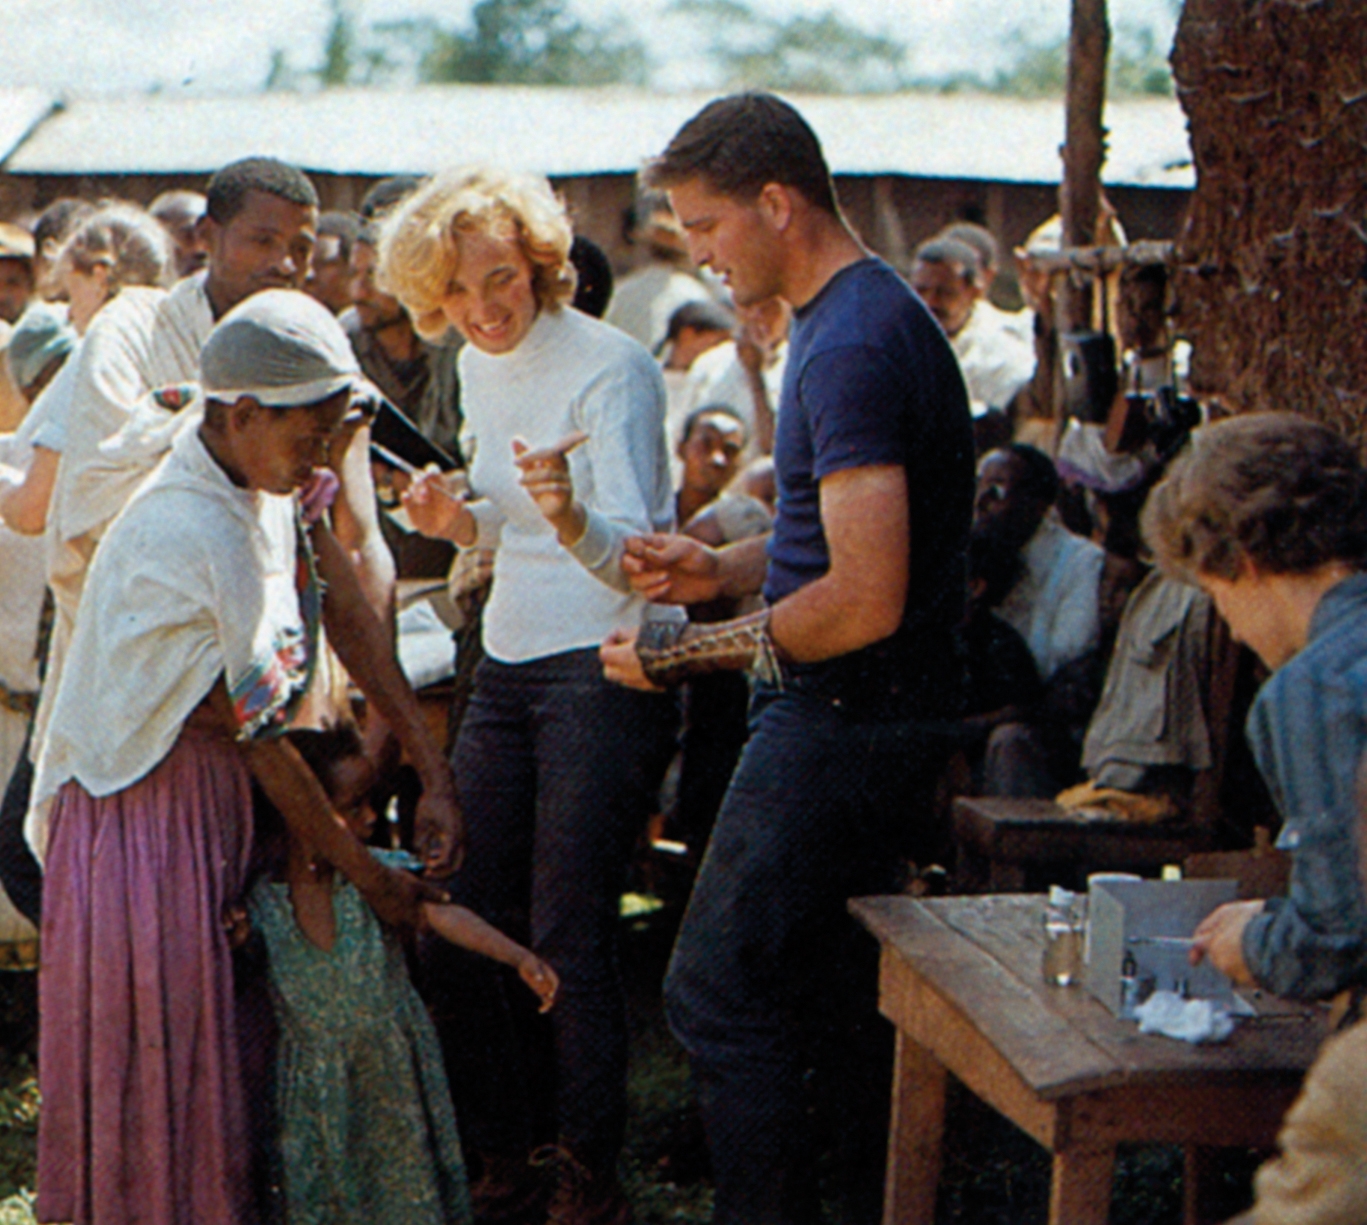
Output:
[440, 226, 539, 355]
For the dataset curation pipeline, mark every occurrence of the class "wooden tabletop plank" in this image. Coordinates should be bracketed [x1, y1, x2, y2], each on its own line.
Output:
[852, 896, 1121, 1098]
[926, 895, 1327, 1079]
[852, 895, 1328, 1100]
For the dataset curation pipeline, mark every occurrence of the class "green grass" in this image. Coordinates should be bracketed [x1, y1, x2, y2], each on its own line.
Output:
[0, 971, 38, 1224]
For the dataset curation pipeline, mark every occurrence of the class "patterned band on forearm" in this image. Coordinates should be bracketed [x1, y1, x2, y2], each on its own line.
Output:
[635, 609, 783, 689]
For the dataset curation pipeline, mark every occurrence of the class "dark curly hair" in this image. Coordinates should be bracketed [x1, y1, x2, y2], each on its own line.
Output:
[1141, 412, 1367, 582]
[205, 157, 318, 225]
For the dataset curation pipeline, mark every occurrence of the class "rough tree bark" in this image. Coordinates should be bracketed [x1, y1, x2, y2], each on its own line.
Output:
[1171, 0, 1367, 437]
[1059, 0, 1111, 333]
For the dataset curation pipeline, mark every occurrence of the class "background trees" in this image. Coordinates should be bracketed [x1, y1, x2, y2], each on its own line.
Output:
[268, 0, 1176, 96]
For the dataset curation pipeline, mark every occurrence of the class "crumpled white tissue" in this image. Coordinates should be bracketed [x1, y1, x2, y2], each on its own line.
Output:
[1133, 990, 1237, 1044]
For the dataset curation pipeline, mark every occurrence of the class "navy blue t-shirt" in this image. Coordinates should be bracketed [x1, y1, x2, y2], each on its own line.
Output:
[765, 258, 974, 713]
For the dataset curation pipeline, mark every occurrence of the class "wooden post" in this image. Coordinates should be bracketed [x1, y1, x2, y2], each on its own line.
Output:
[1058, 0, 1110, 333]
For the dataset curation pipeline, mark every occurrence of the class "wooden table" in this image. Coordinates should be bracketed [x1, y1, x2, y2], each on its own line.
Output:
[953, 796, 1212, 891]
[850, 894, 1327, 1225]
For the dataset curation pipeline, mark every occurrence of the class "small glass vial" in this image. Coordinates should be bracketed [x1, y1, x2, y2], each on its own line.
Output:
[1042, 886, 1085, 987]
[1120, 950, 1140, 1016]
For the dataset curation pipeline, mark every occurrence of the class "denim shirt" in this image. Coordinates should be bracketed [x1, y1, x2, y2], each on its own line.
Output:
[1242, 572, 1367, 1000]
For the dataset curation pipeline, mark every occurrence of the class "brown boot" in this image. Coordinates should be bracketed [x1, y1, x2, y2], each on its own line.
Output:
[469, 1150, 551, 1225]
[532, 1143, 633, 1225]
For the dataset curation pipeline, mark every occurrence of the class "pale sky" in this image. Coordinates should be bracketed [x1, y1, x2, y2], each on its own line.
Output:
[0, 0, 1179, 97]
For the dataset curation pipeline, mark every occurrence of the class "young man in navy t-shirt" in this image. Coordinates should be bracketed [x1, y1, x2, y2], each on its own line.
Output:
[601, 93, 974, 1224]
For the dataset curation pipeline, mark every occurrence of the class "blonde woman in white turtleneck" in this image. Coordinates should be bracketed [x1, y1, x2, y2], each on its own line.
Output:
[379, 167, 677, 1224]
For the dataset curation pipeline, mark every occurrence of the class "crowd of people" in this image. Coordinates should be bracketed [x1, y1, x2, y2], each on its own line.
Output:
[0, 88, 1364, 1225]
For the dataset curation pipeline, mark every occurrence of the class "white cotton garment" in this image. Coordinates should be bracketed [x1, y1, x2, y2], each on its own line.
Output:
[30, 425, 315, 859]
[52, 274, 210, 547]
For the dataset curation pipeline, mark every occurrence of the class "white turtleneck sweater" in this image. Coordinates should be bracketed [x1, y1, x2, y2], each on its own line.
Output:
[461, 305, 674, 663]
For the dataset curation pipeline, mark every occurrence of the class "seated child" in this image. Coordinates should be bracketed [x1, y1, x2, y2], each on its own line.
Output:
[245, 723, 558, 1225]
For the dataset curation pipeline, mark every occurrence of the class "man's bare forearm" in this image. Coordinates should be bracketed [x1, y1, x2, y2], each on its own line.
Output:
[716, 534, 771, 599]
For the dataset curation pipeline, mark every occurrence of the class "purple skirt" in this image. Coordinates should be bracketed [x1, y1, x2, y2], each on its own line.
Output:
[37, 728, 256, 1225]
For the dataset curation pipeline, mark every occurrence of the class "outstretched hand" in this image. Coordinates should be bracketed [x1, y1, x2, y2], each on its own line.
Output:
[621, 533, 723, 604]
[366, 862, 451, 932]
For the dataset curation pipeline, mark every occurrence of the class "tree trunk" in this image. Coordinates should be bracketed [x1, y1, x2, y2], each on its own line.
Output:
[1171, 0, 1367, 439]
[1059, 0, 1111, 333]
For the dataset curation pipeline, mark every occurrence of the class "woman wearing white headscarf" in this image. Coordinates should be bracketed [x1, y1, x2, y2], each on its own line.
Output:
[33, 291, 459, 1225]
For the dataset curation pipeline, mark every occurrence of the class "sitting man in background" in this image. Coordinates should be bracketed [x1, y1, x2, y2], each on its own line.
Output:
[344, 180, 464, 580]
[974, 443, 1106, 797]
[909, 235, 1034, 452]
[938, 220, 1032, 342]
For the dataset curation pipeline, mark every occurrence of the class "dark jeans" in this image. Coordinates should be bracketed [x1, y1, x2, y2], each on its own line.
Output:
[664, 682, 949, 1225]
[423, 648, 677, 1165]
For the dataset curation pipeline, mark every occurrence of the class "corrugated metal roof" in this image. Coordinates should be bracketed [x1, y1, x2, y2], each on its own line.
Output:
[4, 86, 1192, 188]
[0, 88, 60, 166]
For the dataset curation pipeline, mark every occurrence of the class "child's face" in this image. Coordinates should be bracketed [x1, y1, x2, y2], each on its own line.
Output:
[329, 754, 380, 840]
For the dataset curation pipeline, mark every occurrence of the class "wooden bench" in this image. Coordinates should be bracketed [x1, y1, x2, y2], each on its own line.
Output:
[952, 795, 1213, 890]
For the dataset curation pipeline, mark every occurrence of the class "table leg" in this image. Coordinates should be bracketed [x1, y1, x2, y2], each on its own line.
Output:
[1049, 1145, 1116, 1225]
[883, 1029, 947, 1225]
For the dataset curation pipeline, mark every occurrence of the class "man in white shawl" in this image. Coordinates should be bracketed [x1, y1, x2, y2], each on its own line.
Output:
[33, 289, 460, 1225]
[37, 157, 394, 773]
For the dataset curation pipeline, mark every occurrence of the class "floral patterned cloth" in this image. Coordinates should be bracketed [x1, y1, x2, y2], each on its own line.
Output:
[248, 865, 472, 1225]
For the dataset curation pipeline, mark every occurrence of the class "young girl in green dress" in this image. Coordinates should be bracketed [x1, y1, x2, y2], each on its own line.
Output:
[245, 724, 558, 1225]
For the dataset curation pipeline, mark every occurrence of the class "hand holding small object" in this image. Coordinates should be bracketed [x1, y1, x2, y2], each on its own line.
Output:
[1188, 900, 1263, 986]
[512, 430, 589, 543]
[401, 463, 475, 544]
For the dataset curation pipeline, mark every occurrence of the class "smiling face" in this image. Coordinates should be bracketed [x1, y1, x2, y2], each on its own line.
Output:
[202, 189, 318, 318]
[666, 177, 783, 309]
[438, 226, 539, 355]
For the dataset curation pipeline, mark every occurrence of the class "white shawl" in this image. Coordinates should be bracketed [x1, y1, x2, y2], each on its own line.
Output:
[30, 424, 319, 859]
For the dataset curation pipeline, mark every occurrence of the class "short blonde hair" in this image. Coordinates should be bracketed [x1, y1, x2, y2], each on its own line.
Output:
[376, 167, 575, 342]
[54, 201, 172, 297]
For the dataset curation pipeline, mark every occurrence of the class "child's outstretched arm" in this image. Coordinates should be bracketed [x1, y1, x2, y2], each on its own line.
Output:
[425, 903, 560, 1012]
